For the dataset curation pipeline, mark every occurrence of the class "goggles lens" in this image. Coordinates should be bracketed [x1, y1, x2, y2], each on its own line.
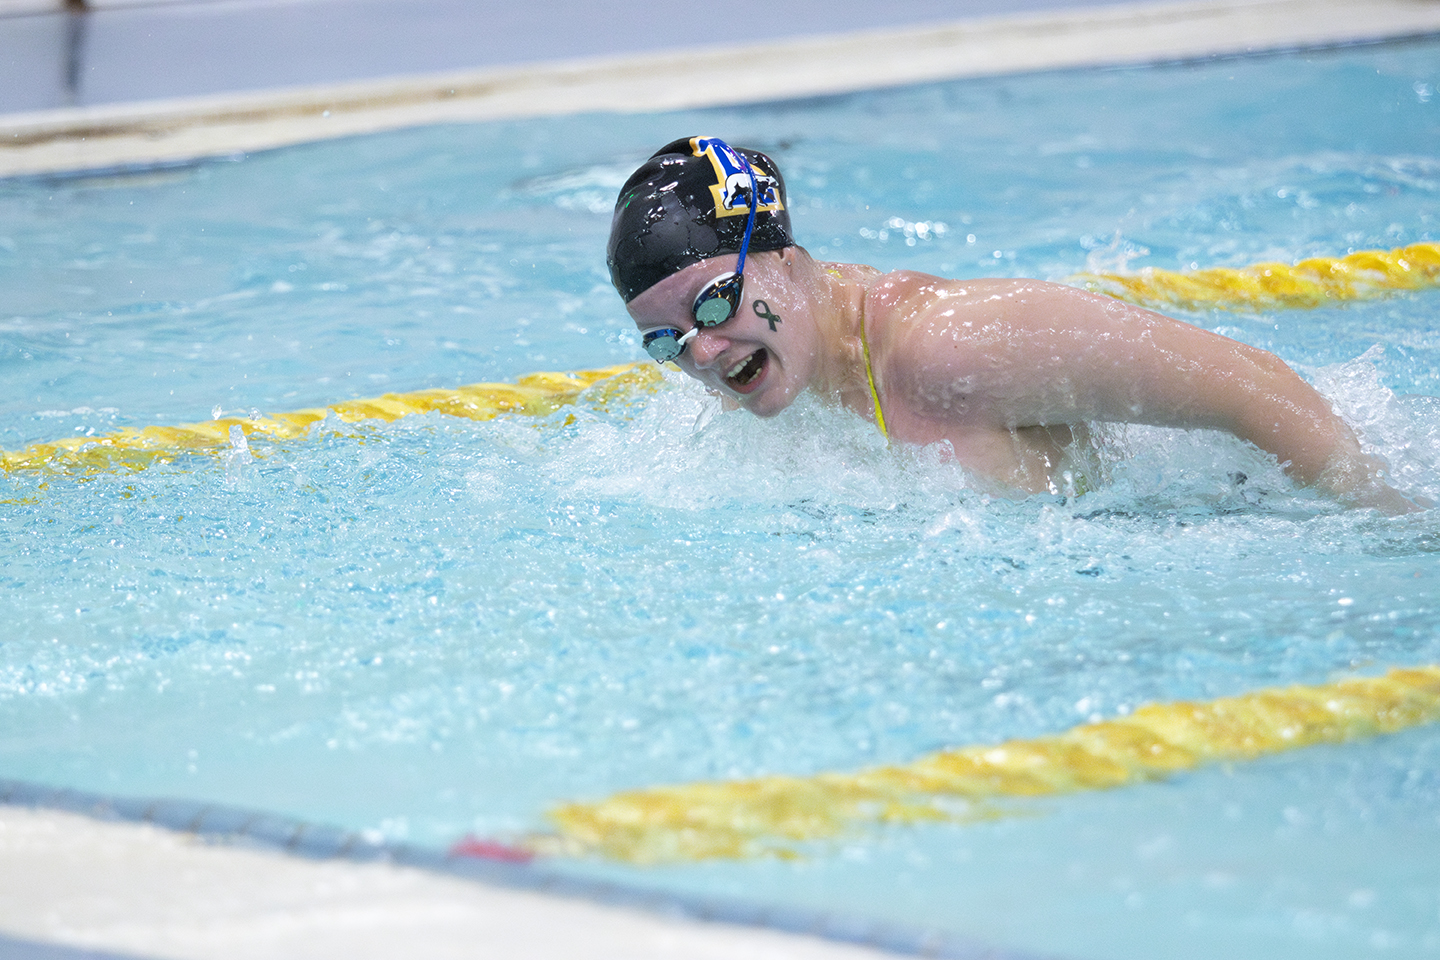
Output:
[692, 271, 744, 327]
[642, 327, 695, 363]
[639, 271, 746, 364]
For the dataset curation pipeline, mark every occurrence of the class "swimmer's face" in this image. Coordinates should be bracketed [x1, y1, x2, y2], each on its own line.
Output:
[627, 249, 816, 418]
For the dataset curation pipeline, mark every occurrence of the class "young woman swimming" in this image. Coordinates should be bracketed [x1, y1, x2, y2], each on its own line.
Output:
[608, 136, 1422, 514]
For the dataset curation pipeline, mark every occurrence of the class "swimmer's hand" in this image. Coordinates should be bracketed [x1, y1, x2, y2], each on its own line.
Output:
[1365, 486, 1432, 515]
[1320, 456, 1431, 515]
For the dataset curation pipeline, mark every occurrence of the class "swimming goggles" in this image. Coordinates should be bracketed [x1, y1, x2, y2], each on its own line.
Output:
[642, 141, 760, 364]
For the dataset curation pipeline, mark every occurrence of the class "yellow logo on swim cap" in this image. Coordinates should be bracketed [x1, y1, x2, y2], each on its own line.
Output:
[689, 136, 785, 220]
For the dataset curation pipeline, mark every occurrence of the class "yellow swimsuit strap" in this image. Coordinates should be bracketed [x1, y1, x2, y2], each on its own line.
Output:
[860, 310, 889, 441]
[828, 265, 888, 441]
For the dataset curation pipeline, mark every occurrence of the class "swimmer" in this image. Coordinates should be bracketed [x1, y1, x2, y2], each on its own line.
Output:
[608, 136, 1423, 514]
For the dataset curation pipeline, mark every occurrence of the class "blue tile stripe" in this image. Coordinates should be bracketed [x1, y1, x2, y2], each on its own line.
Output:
[0, 777, 1060, 960]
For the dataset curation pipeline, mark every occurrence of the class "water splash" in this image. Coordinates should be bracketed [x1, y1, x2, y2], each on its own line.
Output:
[224, 422, 251, 488]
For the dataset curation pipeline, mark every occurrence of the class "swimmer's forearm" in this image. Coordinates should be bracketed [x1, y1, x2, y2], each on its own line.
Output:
[1223, 364, 1421, 512]
[900, 282, 1423, 511]
[1224, 365, 1355, 486]
[1070, 298, 1421, 511]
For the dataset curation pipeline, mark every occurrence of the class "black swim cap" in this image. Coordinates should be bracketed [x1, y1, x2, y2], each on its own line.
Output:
[607, 136, 793, 303]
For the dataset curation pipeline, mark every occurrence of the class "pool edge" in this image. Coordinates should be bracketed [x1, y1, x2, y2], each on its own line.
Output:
[0, 777, 1058, 960]
[3, 0, 1439, 178]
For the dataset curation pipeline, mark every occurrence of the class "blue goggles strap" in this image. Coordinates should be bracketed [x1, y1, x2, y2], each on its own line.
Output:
[724, 145, 759, 277]
[690, 141, 758, 330]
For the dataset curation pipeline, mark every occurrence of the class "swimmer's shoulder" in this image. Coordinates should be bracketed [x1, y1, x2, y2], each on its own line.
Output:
[865, 269, 943, 310]
[856, 272, 954, 384]
[860, 274, 1038, 378]
[862, 271, 1016, 327]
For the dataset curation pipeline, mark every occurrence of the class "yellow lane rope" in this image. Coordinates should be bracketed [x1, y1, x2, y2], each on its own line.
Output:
[544, 665, 1440, 864]
[6, 243, 1433, 477]
[1075, 241, 1440, 312]
[0, 362, 659, 477]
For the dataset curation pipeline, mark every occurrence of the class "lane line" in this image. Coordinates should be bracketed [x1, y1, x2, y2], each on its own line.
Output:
[6, 241, 1435, 481]
[1078, 242, 1440, 312]
[1, 363, 658, 478]
[545, 666, 1440, 863]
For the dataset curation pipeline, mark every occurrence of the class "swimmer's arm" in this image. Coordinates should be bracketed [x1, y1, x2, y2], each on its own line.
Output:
[1028, 285, 1421, 512]
[1179, 346, 1418, 513]
[910, 281, 1421, 512]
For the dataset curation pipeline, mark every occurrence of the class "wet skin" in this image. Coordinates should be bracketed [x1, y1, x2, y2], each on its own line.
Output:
[628, 251, 827, 420]
[626, 246, 1423, 513]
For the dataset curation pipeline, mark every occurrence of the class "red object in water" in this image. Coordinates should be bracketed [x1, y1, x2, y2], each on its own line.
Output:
[448, 834, 535, 863]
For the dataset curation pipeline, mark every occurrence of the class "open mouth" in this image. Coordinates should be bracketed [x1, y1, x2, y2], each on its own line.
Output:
[724, 349, 767, 392]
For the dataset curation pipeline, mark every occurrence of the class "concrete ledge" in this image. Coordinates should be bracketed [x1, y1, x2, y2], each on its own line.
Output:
[3, 0, 1438, 178]
[0, 779, 1047, 960]
[0, 806, 915, 960]
[0, 0, 62, 13]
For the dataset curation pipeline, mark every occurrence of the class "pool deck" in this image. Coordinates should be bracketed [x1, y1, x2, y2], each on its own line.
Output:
[3, 0, 1440, 177]
[0, 805, 910, 960]
[3, 0, 1440, 957]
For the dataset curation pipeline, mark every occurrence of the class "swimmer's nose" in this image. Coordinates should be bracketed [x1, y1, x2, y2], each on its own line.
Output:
[687, 329, 728, 368]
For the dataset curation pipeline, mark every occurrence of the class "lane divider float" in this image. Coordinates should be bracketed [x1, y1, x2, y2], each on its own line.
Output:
[0, 362, 659, 477]
[1076, 241, 1440, 312]
[5, 243, 1434, 478]
[542, 665, 1440, 864]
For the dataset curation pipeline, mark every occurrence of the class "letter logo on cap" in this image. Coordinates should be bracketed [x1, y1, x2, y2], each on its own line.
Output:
[690, 136, 784, 220]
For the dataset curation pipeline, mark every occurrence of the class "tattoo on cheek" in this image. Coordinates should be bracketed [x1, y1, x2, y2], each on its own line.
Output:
[753, 299, 782, 331]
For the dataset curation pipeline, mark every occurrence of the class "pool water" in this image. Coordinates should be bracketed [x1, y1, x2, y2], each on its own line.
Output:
[3, 38, 1440, 960]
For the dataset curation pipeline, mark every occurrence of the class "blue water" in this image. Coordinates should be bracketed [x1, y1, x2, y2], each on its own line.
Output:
[3, 38, 1440, 960]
